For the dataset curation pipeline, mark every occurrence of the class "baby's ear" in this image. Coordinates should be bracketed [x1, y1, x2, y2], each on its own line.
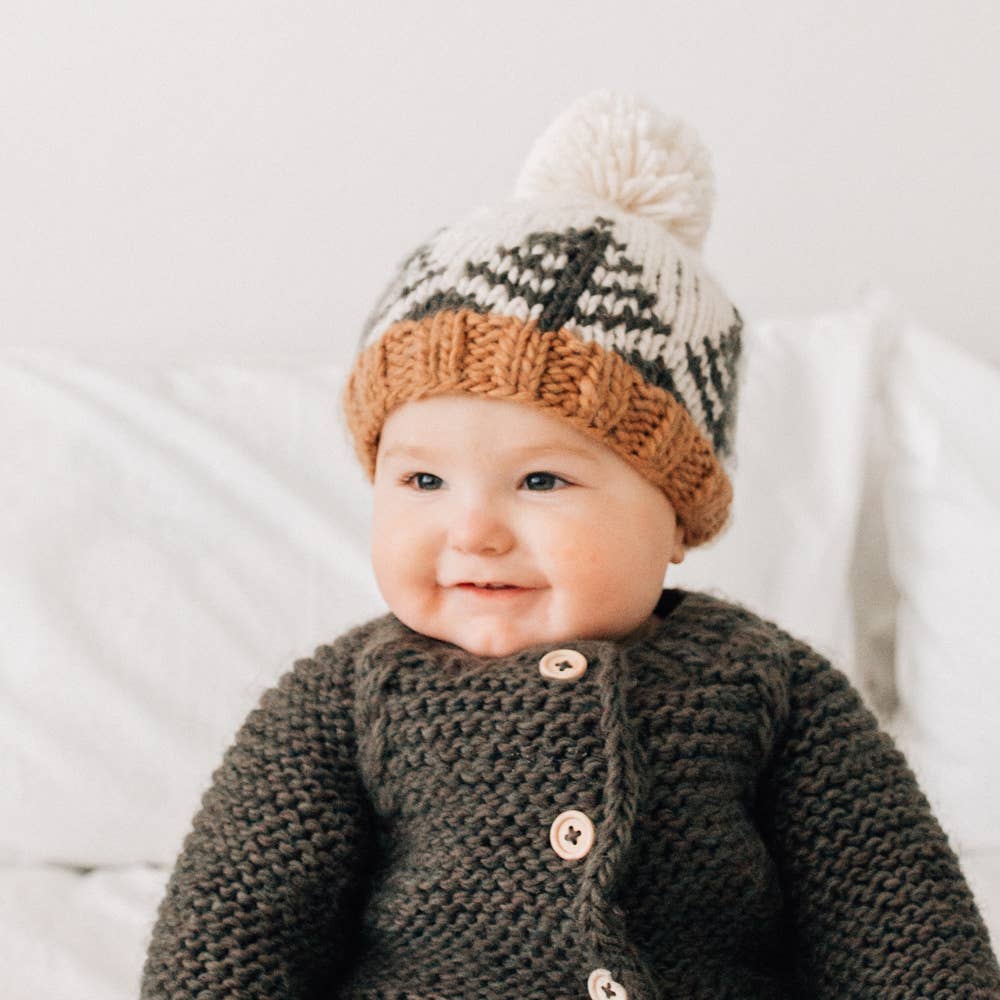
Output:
[671, 522, 686, 565]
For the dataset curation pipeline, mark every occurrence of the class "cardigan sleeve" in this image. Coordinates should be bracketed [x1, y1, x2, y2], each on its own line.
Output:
[757, 635, 1000, 999]
[139, 642, 377, 1000]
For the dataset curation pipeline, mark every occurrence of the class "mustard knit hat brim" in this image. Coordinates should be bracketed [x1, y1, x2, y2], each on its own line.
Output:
[342, 308, 733, 548]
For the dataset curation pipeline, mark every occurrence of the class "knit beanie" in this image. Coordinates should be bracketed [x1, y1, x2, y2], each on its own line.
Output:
[341, 90, 744, 548]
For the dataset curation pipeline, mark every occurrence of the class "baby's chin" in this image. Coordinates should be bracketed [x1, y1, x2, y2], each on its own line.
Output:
[429, 620, 547, 659]
[451, 632, 540, 659]
[397, 606, 559, 660]
[393, 588, 659, 658]
[430, 612, 660, 658]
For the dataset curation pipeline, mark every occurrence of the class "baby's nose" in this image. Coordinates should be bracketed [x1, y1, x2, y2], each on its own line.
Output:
[447, 505, 515, 555]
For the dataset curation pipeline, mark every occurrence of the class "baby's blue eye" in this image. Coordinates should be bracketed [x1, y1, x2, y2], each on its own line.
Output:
[401, 471, 569, 491]
[523, 472, 566, 490]
[408, 473, 442, 491]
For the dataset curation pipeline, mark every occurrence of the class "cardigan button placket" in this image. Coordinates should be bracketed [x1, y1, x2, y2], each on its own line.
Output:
[588, 968, 627, 1000]
[540, 648, 606, 988]
[549, 808, 594, 860]
[538, 648, 588, 681]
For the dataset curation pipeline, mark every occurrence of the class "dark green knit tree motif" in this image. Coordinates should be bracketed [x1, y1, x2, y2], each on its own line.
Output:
[363, 217, 743, 457]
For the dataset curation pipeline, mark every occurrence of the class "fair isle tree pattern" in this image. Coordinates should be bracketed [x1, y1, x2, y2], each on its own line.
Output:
[358, 213, 744, 461]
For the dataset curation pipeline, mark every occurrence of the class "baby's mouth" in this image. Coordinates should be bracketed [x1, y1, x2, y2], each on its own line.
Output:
[454, 582, 532, 595]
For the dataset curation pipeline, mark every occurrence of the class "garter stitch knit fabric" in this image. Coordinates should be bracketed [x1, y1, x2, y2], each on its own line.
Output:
[341, 91, 744, 548]
[140, 588, 1000, 999]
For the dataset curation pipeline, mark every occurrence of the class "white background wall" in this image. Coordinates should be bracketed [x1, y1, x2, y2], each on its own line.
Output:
[3, 1, 998, 368]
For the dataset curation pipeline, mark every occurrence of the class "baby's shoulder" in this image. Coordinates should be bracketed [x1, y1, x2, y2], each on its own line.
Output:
[663, 587, 837, 708]
[310, 610, 394, 662]
[668, 587, 858, 719]
[668, 586, 800, 659]
[267, 610, 396, 700]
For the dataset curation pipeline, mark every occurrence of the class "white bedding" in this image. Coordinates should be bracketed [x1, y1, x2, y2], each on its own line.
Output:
[0, 356, 386, 867]
[0, 865, 169, 1000]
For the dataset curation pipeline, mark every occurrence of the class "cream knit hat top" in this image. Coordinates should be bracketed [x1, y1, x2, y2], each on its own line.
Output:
[342, 90, 744, 548]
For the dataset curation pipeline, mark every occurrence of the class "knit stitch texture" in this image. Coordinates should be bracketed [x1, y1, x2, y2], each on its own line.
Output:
[140, 588, 1000, 999]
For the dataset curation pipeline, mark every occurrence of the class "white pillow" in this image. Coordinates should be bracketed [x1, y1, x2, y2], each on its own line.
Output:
[882, 325, 1000, 855]
[0, 864, 169, 1000]
[669, 289, 896, 700]
[0, 352, 386, 866]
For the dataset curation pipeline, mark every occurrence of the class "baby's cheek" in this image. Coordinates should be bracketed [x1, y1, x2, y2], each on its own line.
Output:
[553, 519, 656, 592]
[546, 528, 604, 580]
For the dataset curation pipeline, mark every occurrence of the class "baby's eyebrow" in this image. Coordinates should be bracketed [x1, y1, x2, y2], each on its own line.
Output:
[380, 441, 600, 463]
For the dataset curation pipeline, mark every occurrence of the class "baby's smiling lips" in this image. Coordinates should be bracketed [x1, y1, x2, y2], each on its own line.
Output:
[451, 581, 535, 597]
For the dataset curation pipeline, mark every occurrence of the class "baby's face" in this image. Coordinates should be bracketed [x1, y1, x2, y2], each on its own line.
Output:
[371, 393, 686, 658]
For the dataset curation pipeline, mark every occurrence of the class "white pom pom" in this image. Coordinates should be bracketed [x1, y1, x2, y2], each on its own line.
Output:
[513, 90, 715, 253]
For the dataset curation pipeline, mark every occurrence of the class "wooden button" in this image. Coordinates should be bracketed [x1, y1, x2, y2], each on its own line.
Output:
[538, 648, 588, 681]
[549, 809, 594, 860]
[588, 969, 627, 1000]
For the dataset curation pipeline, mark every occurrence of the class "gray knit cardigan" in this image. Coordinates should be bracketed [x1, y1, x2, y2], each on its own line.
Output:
[140, 587, 1000, 999]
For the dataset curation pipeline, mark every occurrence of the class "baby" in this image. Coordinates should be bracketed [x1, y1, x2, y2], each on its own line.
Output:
[140, 91, 1000, 999]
